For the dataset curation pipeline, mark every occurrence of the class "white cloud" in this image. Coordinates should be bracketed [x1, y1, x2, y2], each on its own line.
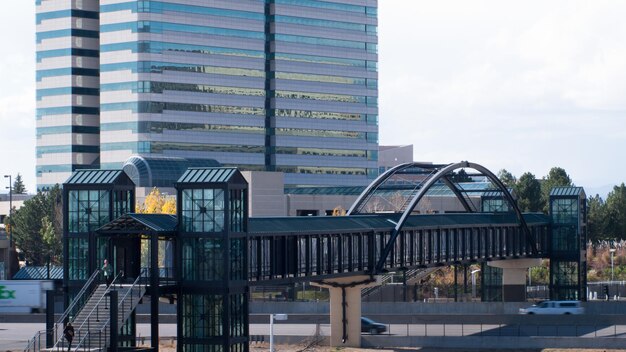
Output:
[379, 0, 626, 189]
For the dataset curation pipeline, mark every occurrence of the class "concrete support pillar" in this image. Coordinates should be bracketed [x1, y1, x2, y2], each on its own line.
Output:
[311, 275, 380, 347]
[488, 258, 541, 301]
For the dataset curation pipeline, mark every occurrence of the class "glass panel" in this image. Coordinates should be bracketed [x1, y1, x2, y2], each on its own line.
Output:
[182, 188, 225, 232]
[181, 294, 223, 341]
[68, 237, 89, 280]
[182, 238, 224, 281]
[551, 198, 578, 224]
[229, 294, 246, 337]
[230, 239, 245, 280]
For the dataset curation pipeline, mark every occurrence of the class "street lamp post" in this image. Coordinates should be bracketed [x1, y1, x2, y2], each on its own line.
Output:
[3, 175, 11, 246]
[610, 248, 616, 282]
[3, 175, 12, 279]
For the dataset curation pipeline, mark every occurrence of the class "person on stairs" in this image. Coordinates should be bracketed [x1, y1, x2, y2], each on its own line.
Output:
[63, 322, 74, 352]
[102, 259, 113, 286]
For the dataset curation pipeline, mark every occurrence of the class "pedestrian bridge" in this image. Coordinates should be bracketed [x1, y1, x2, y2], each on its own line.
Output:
[247, 161, 554, 284]
[36, 161, 585, 351]
[248, 211, 551, 283]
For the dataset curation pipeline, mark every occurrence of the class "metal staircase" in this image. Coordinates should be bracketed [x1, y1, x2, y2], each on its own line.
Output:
[24, 269, 102, 352]
[25, 269, 147, 352]
[361, 267, 439, 299]
[60, 270, 147, 351]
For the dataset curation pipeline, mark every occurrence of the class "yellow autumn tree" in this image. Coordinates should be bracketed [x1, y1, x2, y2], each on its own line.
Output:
[332, 206, 346, 216]
[137, 187, 176, 214]
[137, 187, 176, 268]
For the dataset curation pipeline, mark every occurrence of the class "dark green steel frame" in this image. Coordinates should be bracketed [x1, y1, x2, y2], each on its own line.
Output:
[549, 190, 587, 301]
[175, 173, 249, 352]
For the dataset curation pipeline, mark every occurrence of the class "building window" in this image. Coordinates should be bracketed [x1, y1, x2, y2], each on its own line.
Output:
[68, 190, 109, 233]
[181, 189, 225, 232]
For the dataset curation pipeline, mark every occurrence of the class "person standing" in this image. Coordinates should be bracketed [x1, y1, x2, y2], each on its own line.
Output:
[102, 259, 113, 286]
[63, 322, 74, 352]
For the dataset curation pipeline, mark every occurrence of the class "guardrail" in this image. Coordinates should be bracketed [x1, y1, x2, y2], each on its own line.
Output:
[382, 323, 626, 338]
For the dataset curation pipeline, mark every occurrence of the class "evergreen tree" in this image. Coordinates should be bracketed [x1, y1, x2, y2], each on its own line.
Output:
[605, 183, 626, 240]
[587, 194, 608, 241]
[514, 172, 542, 212]
[541, 167, 573, 212]
[11, 185, 62, 265]
[12, 173, 26, 194]
[449, 169, 472, 183]
[497, 169, 517, 188]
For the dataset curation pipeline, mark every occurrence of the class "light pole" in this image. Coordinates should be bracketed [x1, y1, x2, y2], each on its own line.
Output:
[3, 175, 11, 246]
[471, 269, 481, 299]
[269, 314, 288, 352]
[3, 175, 12, 279]
[610, 248, 616, 282]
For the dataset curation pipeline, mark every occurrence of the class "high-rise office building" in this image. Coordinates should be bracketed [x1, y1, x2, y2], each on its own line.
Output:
[37, 0, 378, 189]
[36, 0, 101, 189]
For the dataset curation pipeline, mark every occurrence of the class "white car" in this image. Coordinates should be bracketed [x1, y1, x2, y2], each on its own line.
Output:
[519, 300, 584, 315]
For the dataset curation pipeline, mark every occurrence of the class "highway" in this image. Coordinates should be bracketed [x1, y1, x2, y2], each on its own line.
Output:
[4, 321, 626, 351]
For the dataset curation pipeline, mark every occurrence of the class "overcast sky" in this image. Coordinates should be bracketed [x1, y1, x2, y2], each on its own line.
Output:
[1, 1, 625, 195]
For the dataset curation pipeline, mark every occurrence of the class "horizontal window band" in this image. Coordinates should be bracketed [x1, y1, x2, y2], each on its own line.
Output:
[37, 125, 100, 136]
[37, 48, 99, 61]
[100, 61, 264, 77]
[101, 1, 263, 21]
[37, 29, 99, 43]
[101, 40, 264, 58]
[37, 145, 100, 156]
[37, 106, 99, 118]
[37, 87, 99, 100]
[101, 121, 264, 134]
[101, 81, 265, 96]
[101, 20, 264, 40]
[37, 67, 99, 80]
[101, 101, 264, 116]
[37, 9, 98, 24]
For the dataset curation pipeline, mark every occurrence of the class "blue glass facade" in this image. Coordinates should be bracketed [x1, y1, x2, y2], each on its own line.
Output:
[37, 0, 378, 189]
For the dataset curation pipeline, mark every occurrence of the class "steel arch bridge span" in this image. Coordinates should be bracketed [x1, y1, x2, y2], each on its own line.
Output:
[348, 161, 536, 274]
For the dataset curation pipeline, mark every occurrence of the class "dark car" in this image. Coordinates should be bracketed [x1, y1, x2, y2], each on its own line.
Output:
[361, 317, 387, 334]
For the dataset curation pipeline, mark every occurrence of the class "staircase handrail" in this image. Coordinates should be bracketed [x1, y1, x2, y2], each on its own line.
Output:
[116, 268, 149, 322]
[22, 329, 46, 352]
[52, 270, 124, 350]
[72, 268, 148, 351]
[24, 269, 101, 352]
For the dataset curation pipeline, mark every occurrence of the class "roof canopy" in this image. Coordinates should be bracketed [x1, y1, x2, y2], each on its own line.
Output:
[550, 187, 586, 198]
[249, 213, 550, 235]
[97, 213, 177, 234]
[64, 169, 132, 186]
[13, 266, 63, 280]
[177, 167, 246, 186]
